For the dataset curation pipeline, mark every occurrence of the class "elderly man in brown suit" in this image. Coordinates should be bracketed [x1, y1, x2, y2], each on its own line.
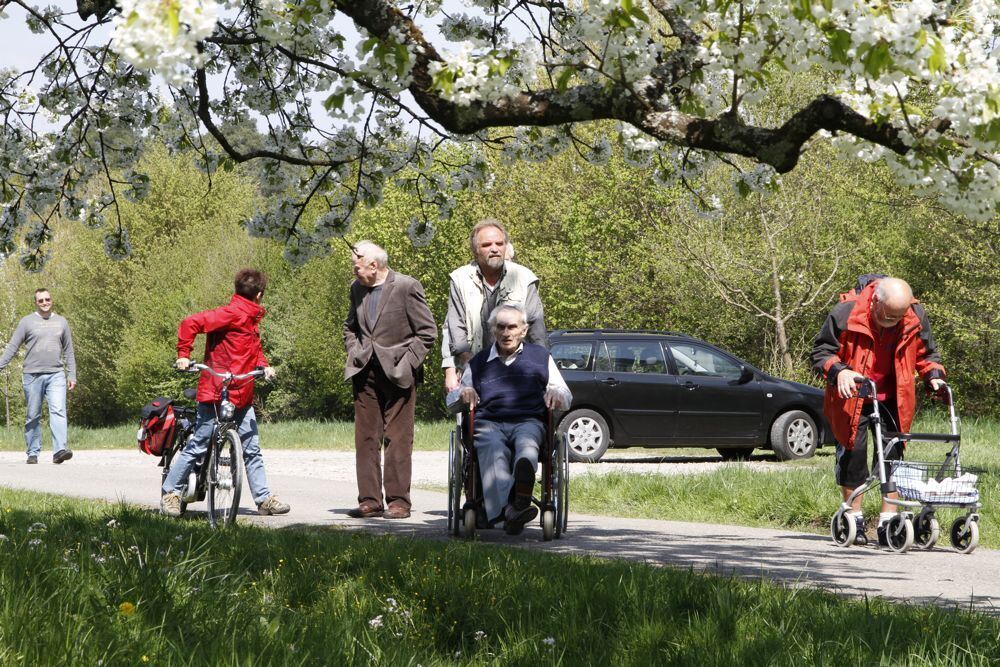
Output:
[344, 241, 436, 519]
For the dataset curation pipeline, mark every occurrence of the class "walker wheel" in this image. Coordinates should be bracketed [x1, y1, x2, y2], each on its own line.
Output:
[885, 514, 914, 553]
[830, 509, 856, 548]
[913, 511, 939, 550]
[950, 517, 979, 554]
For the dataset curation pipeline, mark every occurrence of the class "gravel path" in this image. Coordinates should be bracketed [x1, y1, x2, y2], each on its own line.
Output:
[2, 449, 998, 613]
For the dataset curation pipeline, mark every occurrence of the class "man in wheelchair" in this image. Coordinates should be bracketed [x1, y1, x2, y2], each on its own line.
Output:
[447, 304, 571, 534]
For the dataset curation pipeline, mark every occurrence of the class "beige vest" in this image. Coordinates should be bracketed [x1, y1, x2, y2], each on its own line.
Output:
[450, 261, 538, 356]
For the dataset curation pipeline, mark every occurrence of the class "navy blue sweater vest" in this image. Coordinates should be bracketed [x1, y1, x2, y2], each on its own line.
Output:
[470, 343, 549, 421]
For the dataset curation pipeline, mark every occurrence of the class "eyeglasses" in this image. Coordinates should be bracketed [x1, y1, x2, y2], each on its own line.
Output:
[36, 298, 51, 304]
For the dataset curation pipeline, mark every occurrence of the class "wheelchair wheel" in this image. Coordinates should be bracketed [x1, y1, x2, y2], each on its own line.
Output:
[447, 431, 463, 536]
[207, 428, 243, 529]
[542, 510, 556, 541]
[555, 432, 569, 537]
[462, 507, 477, 539]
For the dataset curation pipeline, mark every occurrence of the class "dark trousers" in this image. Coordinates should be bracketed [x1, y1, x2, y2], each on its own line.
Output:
[353, 362, 415, 509]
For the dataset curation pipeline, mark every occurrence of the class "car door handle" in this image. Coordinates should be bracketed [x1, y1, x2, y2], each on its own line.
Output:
[600, 377, 620, 386]
[682, 381, 698, 390]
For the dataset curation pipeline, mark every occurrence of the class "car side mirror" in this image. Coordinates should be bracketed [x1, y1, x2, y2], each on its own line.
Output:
[732, 365, 754, 385]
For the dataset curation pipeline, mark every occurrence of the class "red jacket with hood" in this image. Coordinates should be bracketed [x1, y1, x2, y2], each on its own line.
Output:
[177, 294, 267, 408]
[810, 280, 946, 448]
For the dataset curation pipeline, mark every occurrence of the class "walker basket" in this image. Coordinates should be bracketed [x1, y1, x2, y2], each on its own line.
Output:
[890, 460, 982, 505]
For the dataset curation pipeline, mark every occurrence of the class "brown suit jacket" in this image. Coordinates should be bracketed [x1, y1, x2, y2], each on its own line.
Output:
[343, 270, 437, 388]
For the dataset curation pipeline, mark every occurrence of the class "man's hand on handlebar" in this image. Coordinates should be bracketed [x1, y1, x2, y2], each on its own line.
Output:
[175, 357, 191, 371]
[835, 369, 865, 399]
[263, 366, 276, 381]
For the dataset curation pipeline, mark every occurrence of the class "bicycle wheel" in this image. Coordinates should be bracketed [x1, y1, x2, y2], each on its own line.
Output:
[206, 427, 243, 528]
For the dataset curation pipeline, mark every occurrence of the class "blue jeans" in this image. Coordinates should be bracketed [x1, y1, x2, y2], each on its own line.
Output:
[22, 372, 67, 457]
[161, 403, 272, 505]
[474, 418, 544, 523]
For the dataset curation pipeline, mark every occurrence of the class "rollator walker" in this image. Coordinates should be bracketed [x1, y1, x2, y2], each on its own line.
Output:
[830, 378, 982, 554]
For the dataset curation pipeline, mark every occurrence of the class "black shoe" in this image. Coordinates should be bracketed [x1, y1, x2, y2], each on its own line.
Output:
[53, 449, 73, 464]
[504, 503, 539, 535]
[877, 522, 890, 547]
[26, 455, 38, 465]
[512, 458, 535, 511]
[854, 516, 868, 546]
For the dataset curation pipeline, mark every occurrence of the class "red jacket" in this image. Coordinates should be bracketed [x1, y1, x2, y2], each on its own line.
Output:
[177, 294, 267, 408]
[810, 281, 946, 448]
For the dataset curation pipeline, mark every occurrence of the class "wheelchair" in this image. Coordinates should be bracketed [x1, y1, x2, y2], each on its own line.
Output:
[447, 408, 569, 541]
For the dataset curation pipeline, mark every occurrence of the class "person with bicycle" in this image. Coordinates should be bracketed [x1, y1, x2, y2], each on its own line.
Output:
[811, 276, 946, 546]
[160, 269, 290, 518]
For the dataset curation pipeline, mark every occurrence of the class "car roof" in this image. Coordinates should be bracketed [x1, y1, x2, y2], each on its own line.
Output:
[549, 329, 696, 341]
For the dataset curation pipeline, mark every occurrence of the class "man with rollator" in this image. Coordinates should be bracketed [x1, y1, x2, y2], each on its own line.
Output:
[447, 303, 571, 535]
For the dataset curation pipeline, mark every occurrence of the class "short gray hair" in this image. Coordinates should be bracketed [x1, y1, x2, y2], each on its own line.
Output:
[352, 240, 388, 268]
[488, 303, 527, 330]
[469, 218, 509, 254]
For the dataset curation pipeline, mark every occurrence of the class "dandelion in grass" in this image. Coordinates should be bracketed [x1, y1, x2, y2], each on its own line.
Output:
[0, 534, 9, 542]
[473, 630, 487, 642]
[174, 535, 184, 541]
[28, 538, 42, 547]
[386, 597, 399, 611]
[369, 615, 384, 629]
[106, 519, 119, 528]
[119, 602, 136, 616]
[28, 522, 47, 532]
[543, 636, 556, 648]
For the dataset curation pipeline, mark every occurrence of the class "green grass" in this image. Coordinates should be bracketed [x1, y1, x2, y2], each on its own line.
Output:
[570, 413, 1000, 547]
[0, 419, 456, 452]
[1, 487, 999, 666]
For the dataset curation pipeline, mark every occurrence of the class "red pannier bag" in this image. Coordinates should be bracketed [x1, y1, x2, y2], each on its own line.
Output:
[137, 397, 176, 456]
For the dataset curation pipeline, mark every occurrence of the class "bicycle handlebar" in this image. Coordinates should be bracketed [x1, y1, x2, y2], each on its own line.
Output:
[175, 363, 266, 383]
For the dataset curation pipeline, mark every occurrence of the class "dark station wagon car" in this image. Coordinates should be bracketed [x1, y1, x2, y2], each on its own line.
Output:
[550, 330, 834, 462]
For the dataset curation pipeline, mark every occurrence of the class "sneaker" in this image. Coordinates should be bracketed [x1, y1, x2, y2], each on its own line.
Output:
[26, 455, 38, 465]
[160, 492, 182, 518]
[53, 449, 73, 464]
[853, 516, 868, 546]
[877, 522, 890, 547]
[257, 495, 291, 516]
[504, 503, 539, 536]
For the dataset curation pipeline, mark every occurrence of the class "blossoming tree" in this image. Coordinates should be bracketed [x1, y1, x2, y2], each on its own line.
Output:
[1, 0, 997, 267]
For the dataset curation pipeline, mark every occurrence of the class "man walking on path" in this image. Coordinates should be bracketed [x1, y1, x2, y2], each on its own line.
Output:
[443, 219, 548, 392]
[344, 241, 436, 520]
[0, 288, 76, 465]
[811, 276, 946, 546]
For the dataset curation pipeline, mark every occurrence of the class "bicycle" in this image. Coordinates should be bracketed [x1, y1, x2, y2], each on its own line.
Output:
[161, 363, 265, 528]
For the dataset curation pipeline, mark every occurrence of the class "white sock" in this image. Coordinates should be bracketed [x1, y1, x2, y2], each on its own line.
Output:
[847, 510, 863, 518]
[878, 512, 894, 526]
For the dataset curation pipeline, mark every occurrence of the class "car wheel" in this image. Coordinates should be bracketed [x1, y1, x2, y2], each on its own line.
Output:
[558, 409, 610, 463]
[717, 447, 755, 461]
[769, 410, 818, 461]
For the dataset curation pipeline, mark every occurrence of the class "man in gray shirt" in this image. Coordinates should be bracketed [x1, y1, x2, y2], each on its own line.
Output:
[0, 288, 77, 464]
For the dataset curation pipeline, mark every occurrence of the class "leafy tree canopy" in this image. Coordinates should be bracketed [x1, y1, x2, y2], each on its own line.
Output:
[1, 0, 998, 268]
